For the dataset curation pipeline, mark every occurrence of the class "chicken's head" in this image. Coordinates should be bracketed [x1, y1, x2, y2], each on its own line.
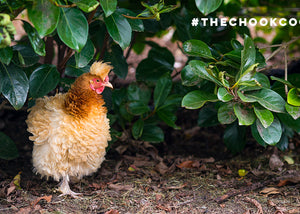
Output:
[88, 61, 113, 94]
[89, 76, 113, 94]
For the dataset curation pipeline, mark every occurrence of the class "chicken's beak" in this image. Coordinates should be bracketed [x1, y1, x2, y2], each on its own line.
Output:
[104, 81, 113, 89]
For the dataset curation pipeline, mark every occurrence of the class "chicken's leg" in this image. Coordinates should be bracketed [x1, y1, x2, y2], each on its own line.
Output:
[58, 175, 82, 198]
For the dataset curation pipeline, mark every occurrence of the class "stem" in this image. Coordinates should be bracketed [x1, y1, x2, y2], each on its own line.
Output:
[98, 31, 109, 60]
[125, 32, 136, 59]
[284, 45, 288, 95]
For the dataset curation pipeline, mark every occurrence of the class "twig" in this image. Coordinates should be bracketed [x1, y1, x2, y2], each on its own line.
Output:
[284, 45, 288, 95]
[243, 197, 263, 214]
[98, 32, 109, 60]
[125, 32, 136, 60]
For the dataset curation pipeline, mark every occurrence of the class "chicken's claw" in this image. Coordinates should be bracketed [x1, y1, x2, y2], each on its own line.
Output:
[58, 175, 83, 198]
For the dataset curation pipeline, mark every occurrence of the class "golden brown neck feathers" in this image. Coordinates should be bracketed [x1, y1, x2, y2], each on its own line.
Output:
[64, 73, 106, 119]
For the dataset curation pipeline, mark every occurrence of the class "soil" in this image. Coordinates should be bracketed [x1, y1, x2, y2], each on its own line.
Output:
[0, 107, 300, 214]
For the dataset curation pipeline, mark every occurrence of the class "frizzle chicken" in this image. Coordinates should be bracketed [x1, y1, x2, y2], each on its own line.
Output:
[26, 61, 113, 197]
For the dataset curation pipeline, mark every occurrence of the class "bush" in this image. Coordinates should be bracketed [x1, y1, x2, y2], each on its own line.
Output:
[0, 0, 299, 159]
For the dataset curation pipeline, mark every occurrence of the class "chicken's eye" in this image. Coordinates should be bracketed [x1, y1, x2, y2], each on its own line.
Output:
[96, 79, 100, 83]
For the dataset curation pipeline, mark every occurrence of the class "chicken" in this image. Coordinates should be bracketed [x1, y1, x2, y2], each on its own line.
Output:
[26, 61, 113, 197]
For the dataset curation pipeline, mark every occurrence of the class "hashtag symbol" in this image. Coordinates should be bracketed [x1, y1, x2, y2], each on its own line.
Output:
[191, 18, 199, 26]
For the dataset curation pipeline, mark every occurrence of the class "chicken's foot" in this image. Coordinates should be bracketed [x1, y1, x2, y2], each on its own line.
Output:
[58, 175, 82, 198]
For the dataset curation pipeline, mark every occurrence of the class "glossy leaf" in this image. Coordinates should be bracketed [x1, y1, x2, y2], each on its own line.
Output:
[218, 102, 236, 124]
[23, 21, 45, 56]
[12, 45, 39, 67]
[254, 105, 274, 128]
[74, 39, 94, 68]
[251, 122, 267, 147]
[104, 11, 131, 50]
[224, 122, 247, 154]
[127, 101, 150, 115]
[233, 103, 256, 125]
[57, 8, 88, 52]
[147, 44, 174, 70]
[132, 119, 144, 139]
[157, 107, 179, 129]
[127, 84, 151, 104]
[0, 47, 13, 65]
[141, 124, 164, 143]
[217, 87, 234, 102]
[29, 64, 60, 98]
[181, 64, 202, 86]
[65, 56, 90, 77]
[0, 132, 18, 160]
[198, 104, 219, 127]
[0, 63, 29, 110]
[236, 34, 256, 82]
[285, 103, 300, 120]
[70, 0, 99, 13]
[136, 58, 171, 81]
[154, 74, 172, 109]
[104, 45, 128, 79]
[255, 117, 282, 145]
[183, 40, 214, 59]
[28, 0, 60, 37]
[100, 0, 117, 17]
[287, 88, 300, 106]
[277, 113, 300, 133]
[182, 90, 218, 109]
[189, 60, 222, 86]
[118, 8, 144, 32]
[195, 0, 223, 16]
[242, 88, 286, 113]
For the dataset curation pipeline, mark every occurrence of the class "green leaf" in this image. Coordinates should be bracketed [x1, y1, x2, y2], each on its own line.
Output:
[270, 76, 294, 88]
[99, 0, 117, 17]
[183, 39, 214, 59]
[182, 90, 218, 109]
[104, 11, 132, 50]
[195, 0, 223, 16]
[224, 122, 247, 154]
[233, 103, 256, 125]
[118, 8, 144, 32]
[198, 103, 219, 127]
[244, 89, 286, 113]
[23, 21, 46, 56]
[287, 88, 300, 106]
[70, 0, 99, 13]
[0, 132, 18, 160]
[189, 60, 222, 86]
[132, 119, 144, 140]
[277, 113, 300, 133]
[285, 103, 300, 120]
[127, 101, 150, 115]
[12, 45, 39, 67]
[255, 117, 282, 145]
[157, 107, 179, 129]
[29, 64, 60, 98]
[104, 45, 128, 79]
[136, 58, 171, 81]
[0, 63, 29, 110]
[127, 83, 151, 104]
[154, 74, 172, 109]
[181, 64, 202, 86]
[239, 72, 270, 91]
[0, 47, 13, 65]
[141, 124, 164, 143]
[65, 56, 90, 77]
[74, 39, 94, 68]
[217, 87, 234, 102]
[236, 34, 256, 82]
[57, 8, 88, 52]
[147, 43, 174, 70]
[251, 122, 267, 147]
[119, 103, 133, 122]
[254, 105, 274, 128]
[224, 49, 241, 62]
[28, 0, 60, 37]
[218, 102, 237, 124]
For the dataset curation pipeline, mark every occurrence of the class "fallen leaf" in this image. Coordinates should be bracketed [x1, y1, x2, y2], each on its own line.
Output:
[283, 155, 294, 165]
[243, 197, 263, 214]
[176, 160, 200, 169]
[260, 187, 281, 196]
[89, 183, 102, 190]
[200, 157, 215, 163]
[108, 183, 133, 191]
[31, 195, 52, 207]
[6, 184, 15, 196]
[13, 172, 22, 190]
[128, 165, 138, 172]
[165, 183, 187, 190]
[155, 161, 169, 175]
[16, 207, 32, 214]
[156, 204, 171, 212]
[105, 210, 119, 214]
